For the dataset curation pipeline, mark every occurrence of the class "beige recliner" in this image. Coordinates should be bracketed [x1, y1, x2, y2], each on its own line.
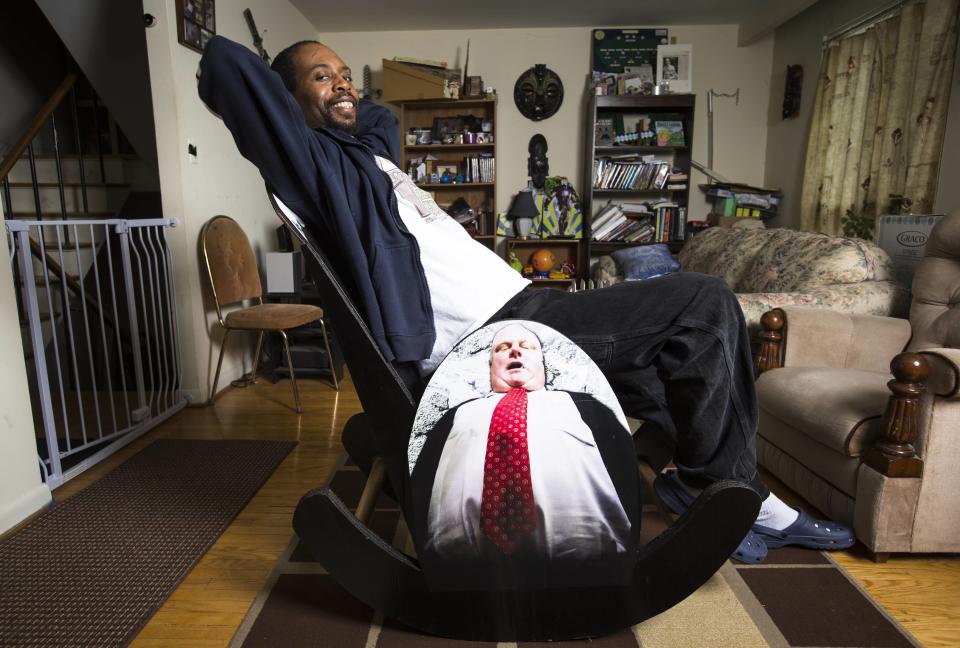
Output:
[753, 214, 959, 560]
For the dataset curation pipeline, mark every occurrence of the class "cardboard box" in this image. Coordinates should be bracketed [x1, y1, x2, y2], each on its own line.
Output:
[875, 214, 944, 289]
[383, 59, 458, 102]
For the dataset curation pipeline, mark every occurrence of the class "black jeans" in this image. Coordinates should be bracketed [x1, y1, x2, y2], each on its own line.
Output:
[488, 272, 768, 498]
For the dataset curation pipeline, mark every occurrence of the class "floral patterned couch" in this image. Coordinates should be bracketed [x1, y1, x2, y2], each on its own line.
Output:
[676, 227, 911, 335]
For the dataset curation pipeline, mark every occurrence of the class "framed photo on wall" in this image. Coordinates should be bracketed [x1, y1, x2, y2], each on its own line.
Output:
[656, 44, 692, 93]
[176, 0, 216, 54]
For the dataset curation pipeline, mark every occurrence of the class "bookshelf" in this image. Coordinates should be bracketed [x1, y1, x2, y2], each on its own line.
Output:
[581, 94, 696, 265]
[395, 98, 497, 250]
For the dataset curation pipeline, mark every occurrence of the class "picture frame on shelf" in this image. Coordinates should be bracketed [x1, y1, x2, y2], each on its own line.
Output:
[435, 161, 460, 182]
[656, 44, 692, 93]
[465, 76, 485, 97]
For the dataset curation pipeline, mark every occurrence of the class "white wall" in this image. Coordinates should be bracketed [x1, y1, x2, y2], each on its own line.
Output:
[765, 0, 960, 228]
[319, 26, 773, 221]
[0, 206, 53, 534]
[142, 0, 318, 401]
[0, 2, 67, 158]
[34, 0, 159, 173]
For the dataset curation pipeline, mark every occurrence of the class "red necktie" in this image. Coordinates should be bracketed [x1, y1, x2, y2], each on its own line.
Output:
[480, 388, 537, 555]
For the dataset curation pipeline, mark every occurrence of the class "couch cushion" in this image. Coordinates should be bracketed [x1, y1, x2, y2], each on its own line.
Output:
[678, 227, 774, 289]
[739, 230, 896, 293]
[756, 367, 891, 456]
[735, 281, 909, 336]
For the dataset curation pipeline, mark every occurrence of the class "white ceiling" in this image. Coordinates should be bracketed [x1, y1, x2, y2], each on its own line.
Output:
[288, 0, 820, 44]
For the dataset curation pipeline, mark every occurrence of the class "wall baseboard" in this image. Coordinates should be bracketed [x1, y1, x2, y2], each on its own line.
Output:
[0, 482, 52, 535]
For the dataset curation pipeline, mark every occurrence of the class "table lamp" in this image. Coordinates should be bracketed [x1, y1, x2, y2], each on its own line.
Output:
[508, 189, 539, 239]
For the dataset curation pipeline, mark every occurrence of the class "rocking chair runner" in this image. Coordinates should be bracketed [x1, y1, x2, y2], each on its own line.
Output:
[267, 192, 760, 641]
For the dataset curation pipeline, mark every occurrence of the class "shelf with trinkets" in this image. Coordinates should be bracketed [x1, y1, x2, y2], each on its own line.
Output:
[505, 238, 580, 289]
[394, 98, 498, 246]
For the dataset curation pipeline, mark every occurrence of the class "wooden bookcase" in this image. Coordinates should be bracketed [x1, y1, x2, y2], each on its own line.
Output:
[395, 98, 497, 250]
[581, 94, 696, 265]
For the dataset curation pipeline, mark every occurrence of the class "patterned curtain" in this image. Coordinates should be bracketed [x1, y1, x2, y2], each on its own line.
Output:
[800, 0, 960, 234]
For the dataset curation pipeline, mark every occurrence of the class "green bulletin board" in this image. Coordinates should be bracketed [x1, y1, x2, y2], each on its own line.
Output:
[592, 28, 669, 74]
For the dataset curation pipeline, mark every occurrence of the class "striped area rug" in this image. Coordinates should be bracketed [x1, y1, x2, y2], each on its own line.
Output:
[0, 439, 296, 648]
[231, 460, 920, 648]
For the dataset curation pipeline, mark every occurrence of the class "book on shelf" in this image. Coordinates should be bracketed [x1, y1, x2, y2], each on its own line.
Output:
[591, 200, 688, 243]
[620, 202, 652, 214]
[653, 117, 686, 147]
[592, 157, 675, 191]
[625, 222, 656, 243]
[593, 210, 627, 241]
[591, 202, 622, 232]
[459, 153, 495, 183]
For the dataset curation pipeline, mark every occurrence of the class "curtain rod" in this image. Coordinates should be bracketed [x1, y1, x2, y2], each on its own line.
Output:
[823, 0, 913, 45]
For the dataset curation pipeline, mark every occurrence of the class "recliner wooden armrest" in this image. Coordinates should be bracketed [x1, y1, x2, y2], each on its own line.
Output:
[755, 307, 930, 479]
[754, 307, 912, 376]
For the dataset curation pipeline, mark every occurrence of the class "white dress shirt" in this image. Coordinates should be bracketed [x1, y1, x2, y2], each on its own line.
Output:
[426, 389, 632, 561]
[375, 157, 529, 374]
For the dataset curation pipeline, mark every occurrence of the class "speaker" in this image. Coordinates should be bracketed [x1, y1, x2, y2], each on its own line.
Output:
[265, 251, 302, 295]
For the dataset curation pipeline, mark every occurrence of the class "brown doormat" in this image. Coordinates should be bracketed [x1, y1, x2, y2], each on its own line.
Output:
[232, 458, 921, 648]
[0, 439, 295, 648]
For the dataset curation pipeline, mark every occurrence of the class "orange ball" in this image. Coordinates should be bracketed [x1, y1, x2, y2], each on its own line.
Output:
[531, 249, 556, 273]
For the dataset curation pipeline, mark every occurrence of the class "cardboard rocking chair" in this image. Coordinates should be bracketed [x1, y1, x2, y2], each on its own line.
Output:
[267, 191, 760, 641]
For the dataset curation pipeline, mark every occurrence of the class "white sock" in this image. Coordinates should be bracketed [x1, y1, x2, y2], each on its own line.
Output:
[756, 492, 800, 530]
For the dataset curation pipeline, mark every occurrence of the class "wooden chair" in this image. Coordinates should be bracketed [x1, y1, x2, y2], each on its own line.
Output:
[267, 193, 760, 640]
[200, 215, 338, 413]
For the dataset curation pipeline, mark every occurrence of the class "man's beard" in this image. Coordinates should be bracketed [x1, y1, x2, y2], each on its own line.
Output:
[318, 100, 358, 134]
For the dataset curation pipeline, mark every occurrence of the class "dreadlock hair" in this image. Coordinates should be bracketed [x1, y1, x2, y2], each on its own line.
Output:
[270, 40, 323, 92]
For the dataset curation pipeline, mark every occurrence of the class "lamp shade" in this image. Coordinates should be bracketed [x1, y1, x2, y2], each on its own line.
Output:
[507, 190, 540, 220]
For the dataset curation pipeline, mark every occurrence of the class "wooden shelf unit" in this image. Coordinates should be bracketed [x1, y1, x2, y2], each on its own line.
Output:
[581, 94, 695, 263]
[505, 238, 580, 287]
[396, 98, 497, 239]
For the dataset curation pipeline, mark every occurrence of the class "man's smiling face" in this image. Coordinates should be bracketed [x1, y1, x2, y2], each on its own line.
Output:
[291, 43, 359, 132]
[489, 324, 546, 393]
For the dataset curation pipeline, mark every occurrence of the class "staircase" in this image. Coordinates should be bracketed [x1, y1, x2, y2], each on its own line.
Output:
[3, 67, 183, 489]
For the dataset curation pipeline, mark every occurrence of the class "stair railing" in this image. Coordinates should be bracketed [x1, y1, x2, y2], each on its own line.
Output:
[0, 69, 108, 222]
[2, 69, 121, 338]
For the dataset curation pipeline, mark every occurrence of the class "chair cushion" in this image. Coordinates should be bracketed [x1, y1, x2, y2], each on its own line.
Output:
[224, 303, 323, 330]
[756, 367, 891, 457]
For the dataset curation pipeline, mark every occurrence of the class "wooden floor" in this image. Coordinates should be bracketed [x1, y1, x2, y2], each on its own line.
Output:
[51, 376, 960, 647]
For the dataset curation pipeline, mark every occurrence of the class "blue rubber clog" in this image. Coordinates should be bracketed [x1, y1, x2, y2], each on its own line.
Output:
[752, 507, 855, 550]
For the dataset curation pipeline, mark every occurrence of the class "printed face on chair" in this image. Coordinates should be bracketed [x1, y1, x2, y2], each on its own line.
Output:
[489, 324, 546, 393]
[408, 320, 637, 592]
[291, 43, 359, 133]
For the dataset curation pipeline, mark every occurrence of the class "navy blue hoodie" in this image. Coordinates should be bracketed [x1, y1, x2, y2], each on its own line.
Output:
[198, 36, 435, 362]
